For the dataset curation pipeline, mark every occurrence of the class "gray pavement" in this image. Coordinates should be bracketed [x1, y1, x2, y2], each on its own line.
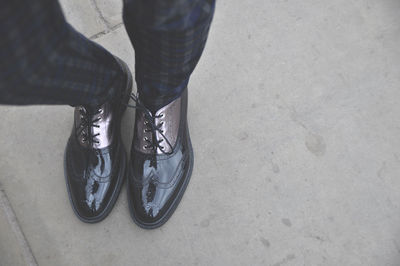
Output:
[1, 0, 400, 265]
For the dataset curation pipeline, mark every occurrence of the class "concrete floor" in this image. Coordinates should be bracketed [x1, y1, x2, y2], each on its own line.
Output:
[1, 0, 400, 265]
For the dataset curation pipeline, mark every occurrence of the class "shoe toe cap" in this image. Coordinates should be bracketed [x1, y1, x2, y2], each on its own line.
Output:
[130, 181, 173, 225]
[68, 177, 112, 221]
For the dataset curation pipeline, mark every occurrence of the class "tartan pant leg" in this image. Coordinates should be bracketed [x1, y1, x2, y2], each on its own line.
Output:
[123, 0, 216, 109]
[0, 0, 125, 107]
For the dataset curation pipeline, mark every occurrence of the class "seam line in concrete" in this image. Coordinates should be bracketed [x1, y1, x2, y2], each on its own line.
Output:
[87, 0, 124, 40]
[89, 0, 112, 30]
[0, 188, 38, 266]
[89, 23, 124, 40]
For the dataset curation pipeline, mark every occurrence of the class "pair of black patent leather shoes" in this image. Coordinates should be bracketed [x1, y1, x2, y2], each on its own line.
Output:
[64, 59, 193, 228]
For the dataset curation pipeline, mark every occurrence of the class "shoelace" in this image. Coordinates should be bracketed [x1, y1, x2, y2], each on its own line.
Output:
[76, 107, 102, 147]
[127, 93, 174, 155]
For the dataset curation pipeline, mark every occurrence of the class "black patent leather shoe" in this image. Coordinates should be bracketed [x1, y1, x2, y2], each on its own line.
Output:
[127, 87, 194, 229]
[64, 59, 132, 223]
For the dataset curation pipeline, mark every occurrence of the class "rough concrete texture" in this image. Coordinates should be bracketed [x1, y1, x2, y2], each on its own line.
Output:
[94, 0, 123, 28]
[1, 0, 400, 265]
[58, 0, 106, 38]
[0, 189, 36, 266]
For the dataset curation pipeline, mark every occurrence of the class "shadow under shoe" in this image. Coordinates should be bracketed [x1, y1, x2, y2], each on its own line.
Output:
[127, 88, 194, 229]
[64, 58, 132, 223]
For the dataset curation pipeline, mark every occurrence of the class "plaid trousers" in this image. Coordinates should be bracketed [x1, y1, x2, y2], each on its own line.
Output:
[0, 0, 215, 108]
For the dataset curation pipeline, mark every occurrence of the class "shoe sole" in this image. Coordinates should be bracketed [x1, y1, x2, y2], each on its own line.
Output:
[63, 62, 132, 223]
[127, 125, 194, 229]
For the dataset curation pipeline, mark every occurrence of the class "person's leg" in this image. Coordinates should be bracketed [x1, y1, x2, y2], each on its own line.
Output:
[124, 0, 215, 229]
[123, 0, 215, 110]
[0, 0, 132, 223]
[0, 0, 125, 107]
